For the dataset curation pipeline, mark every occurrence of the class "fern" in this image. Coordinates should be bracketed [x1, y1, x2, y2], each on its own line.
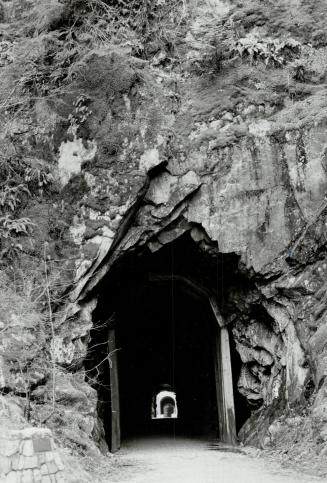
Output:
[0, 185, 31, 212]
[234, 33, 301, 67]
[0, 156, 53, 261]
[0, 215, 34, 236]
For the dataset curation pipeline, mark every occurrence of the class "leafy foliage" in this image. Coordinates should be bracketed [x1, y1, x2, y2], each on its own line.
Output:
[0, 216, 34, 260]
[24, 167, 54, 196]
[0, 184, 30, 212]
[234, 33, 302, 67]
[0, 156, 53, 262]
[0, 270, 47, 394]
[0, 215, 34, 236]
[68, 95, 92, 134]
[17, 32, 81, 96]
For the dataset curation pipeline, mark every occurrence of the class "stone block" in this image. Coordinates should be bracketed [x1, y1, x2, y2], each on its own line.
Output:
[56, 473, 65, 483]
[21, 440, 34, 457]
[37, 453, 46, 464]
[53, 453, 64, 471]
[33, 468, 42, 483]
[0, 455, 11, 474]
[4, 471, 18, 483]
[18, 455, 26, 470]
[21, 469, 34, 483]
[47, 460, 58, 474]
[11, 453, 24, 470]
[3, 439, 19, 457]
[10, 454, 18, 471]
[24, 455, 38, 469]
[0, 438, 6, 453]
[41, 476, 52, 483]
[45, 452, 54, 462]
[40, 463, 48, 475]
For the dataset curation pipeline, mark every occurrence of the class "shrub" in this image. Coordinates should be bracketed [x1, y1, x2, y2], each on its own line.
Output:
[0, 155, 54, 262]
[30, 0, 67, 34]
[234, 33, 301, 67]
[0, 270, 48, 417]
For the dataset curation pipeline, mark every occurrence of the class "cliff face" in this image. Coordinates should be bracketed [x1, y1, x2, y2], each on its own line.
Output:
[1, 0, 327, 466]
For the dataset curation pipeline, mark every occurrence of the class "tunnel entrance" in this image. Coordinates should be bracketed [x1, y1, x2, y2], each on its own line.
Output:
[117, 283, 219, 441]
[88, 233, 251, 452]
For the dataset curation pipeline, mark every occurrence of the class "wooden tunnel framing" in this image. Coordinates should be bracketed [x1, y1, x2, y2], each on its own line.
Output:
[107, 275, 237, 452]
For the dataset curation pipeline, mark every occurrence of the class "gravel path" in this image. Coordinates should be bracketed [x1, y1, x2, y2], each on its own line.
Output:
[102, 436, 326, 483]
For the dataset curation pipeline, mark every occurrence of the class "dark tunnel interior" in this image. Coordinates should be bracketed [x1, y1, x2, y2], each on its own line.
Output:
[117, 283, 219, 439]
[87, 233, 252, 449]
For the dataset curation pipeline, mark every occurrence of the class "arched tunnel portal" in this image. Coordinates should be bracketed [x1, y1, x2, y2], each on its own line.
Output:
[85, 233, 265, 452]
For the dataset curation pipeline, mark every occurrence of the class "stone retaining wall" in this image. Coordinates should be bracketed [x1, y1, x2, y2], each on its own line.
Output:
[0, 427, 65, 483]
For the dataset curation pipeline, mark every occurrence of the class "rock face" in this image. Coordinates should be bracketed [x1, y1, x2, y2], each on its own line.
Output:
[232, 319, 285, 405]
[1, 0, 327, 456]
[31, 371, 101, 455]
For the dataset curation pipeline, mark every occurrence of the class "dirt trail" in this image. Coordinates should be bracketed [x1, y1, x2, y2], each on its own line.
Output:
[103, 437, 325, 483]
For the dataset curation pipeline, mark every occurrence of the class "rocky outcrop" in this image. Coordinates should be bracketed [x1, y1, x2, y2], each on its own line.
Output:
[31, 371, 103, 457]
[232, 319, 285, 405]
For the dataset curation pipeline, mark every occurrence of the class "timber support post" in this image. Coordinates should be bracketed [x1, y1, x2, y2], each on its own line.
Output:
[210, 297, 237, 445]
[108, 327, 121, 453]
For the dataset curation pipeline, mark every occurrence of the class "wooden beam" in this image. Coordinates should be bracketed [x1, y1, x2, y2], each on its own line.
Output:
[212, 332, 224, 442]
[106, 313, 117, 329]
[148, 273, 210, 298]
[219, 327, 237, 445]
[209, 296, 225, 327]
[108, 329, 121, 453]
[210, 300, 237, 445]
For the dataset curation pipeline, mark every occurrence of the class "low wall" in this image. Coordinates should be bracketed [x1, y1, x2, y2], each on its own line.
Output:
[0, 427, 65, 483]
